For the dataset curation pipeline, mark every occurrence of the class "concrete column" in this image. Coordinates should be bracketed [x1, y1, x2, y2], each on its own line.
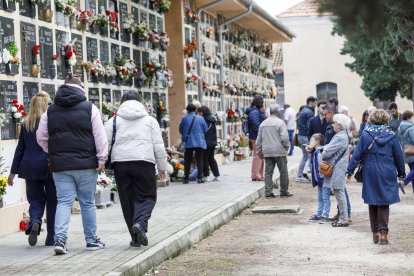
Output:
[165, 0, 186, 146]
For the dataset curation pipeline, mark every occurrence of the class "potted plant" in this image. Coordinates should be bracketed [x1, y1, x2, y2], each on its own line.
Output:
[156, 0, 171, 13]
[31, 44, 41, 77]
[11, 99, 27, 138]
[3, 42, 20, 75]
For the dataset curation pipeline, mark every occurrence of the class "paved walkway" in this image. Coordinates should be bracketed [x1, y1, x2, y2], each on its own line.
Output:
[0, 151, 301, 275]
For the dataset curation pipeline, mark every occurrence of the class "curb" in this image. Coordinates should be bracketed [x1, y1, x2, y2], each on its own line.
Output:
[107, 162, 299, 276]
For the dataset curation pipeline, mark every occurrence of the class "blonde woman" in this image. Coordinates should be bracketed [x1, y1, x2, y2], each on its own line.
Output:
[8, 92, 57, 247]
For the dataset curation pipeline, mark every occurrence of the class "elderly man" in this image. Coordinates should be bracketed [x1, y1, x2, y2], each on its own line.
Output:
[256, 104, 292, 198]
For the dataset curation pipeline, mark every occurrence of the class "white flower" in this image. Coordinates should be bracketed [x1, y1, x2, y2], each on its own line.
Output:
[14, 112, 22, 119]
[166, 163, 174, 174]
[68, 54, 77, 66]
[2, 49, 11, 64]
[177, 169, 185, 178]
[11, 106, 17, 112]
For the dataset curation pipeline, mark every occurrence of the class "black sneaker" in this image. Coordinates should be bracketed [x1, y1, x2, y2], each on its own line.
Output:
[197, 179, 205, 184]
[28, 223, 40, 246]
[183, 179, 189, 184]
[86, 238, 105, 251]
[132, 224, 148, 246]
[54, 240, 68, 255]
[265, 193, 276, 198]
[308, 214, 321, 222]
[280, 192, 293, 197]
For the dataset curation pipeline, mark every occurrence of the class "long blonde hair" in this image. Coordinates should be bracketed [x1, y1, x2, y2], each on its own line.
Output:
[25, 91, 50, 132]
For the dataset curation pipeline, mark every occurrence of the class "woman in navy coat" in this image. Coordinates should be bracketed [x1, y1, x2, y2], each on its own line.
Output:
[8, 92, 57, 246]
[346, 109, 405, 245]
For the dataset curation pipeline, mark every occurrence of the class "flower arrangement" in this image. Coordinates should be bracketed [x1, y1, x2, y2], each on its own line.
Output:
[135, 21, 151, 40]
[183, 39, 197, 57]
[142, 60, 162, 85]
[185, 71, 198, 84]
[149, 30, 160, 45]
[65, 44, 77, 67]
[167, 157, 184, 179]
[0, 175, 7, 200]
[32, 45, 41, 65]
[163, 68, 173, 87]
[104, 63, 117, 77]
[96, 171, 115, 192]
[78, 10, 95, 25]
[11, 100, 27, 122]
[156, 0, 171, 13]
[92, 59, 105, 76]
[123, 14, 136, 33]
[2, 42, 20, 65]
[159, 32, 170, 51]
[102, 102, 117, 117]
[55, 0, 78, 16]
[215, 140, 230, 156]
[144, 101, 156, 117]
[114, 58, 137, 80]
[92, 11, 108, 26]
[185, 8, 199, 25]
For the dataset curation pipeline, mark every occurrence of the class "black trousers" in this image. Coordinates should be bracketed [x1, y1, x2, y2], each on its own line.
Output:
[369, 205, 389, 233]
[203, 146, 220, 177]
[25, 177, 57, 239]
[184, 147, 204, 180]
[114, 161, 156, 239]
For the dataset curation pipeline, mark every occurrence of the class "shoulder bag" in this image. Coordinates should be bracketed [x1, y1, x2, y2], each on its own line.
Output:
[179, 116, 196, 152]
[319, 147, 347, 177]
[354, 129, 383, 182]
[105, 116, 117, 170]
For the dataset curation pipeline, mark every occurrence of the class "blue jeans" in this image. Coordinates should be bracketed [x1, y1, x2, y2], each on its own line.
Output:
[317, 186, 331, 218]
[297, 135, 310, 178]
[53, 169, 98, 244]
[336, 187, 351, 217]
[288, 130, 294, 155]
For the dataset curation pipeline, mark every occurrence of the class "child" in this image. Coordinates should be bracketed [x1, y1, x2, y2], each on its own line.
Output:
[306, 134, 331, 223]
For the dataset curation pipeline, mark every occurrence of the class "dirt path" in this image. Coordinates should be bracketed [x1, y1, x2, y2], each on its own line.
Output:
[152, 178, 414, 276]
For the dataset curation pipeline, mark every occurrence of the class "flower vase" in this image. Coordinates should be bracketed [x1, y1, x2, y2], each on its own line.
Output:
[70, 15, 77, 29]
[94, 188, 111, 207]
[77, 21, 85, 31]
[43, 9, 53, 22]
[30, 64, 40, 77]
[16, 122, 22, 139]
[5, 63, 19, 75]
[100, 25, 108, 37]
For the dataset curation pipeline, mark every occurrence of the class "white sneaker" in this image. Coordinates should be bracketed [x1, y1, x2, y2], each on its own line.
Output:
[212, 176, 220, 181]
[202, 177, 209, 182]
[295, 177, 310, 183]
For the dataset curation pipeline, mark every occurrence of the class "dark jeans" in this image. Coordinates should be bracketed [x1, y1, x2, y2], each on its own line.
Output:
[25, 177, 57, 240]
[264, 156, 289, 195]
[287, 130, 294, 155]
[114, 161, 157, 239]
[369, 205, 389, 233]
[184, 147, 204, 180]
[203, 146, 220, 177]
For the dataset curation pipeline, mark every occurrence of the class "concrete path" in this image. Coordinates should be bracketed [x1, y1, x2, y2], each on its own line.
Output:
[0, 150, 301, 275]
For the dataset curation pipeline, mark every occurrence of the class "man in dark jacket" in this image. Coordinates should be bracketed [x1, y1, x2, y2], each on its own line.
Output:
[296, 96, 317, 182]
[198, 106, 220, 181]
[37, 75, 108, 255]
[324, 104, 336, 145]
[308, 100, 328, 139]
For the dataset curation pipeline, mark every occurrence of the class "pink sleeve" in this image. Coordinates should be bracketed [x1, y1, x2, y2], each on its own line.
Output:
[36, 112, 49, 153]
[91, 105, 108, 164]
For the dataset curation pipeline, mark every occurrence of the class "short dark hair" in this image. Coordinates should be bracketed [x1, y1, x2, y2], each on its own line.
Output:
[198, 105, 211, 116]
[329, 97, 338, 106]
[362, 110, 369, 123]
[121, 91, 140, 103]
[317, 100, 327, 107]
[388, 102, 398, 110]
[402, 110, 414, 120]
[306, 96, 317, 105]
[251, 96, 264, 109]
[186, 103, 197, 112]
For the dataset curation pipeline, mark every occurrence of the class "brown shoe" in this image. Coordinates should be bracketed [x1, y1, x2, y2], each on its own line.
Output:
[379, 231, 388, 245]
[372, 232, 379, 244]
[329, 214, 339, 221]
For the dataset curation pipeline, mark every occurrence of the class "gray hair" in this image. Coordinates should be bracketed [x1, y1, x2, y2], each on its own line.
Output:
[269, 104, 281, 115]
[333, 114, 351, 130]
[338, 105, 349, 115]
[367, 106, 377, 115]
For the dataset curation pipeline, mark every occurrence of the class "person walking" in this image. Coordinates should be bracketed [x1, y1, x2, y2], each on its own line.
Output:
[359, 110, 369, 137]
[246, 96, 267, 181]
[283, 103, 296, 156]
[387, 102, 402, 132]
[37, 75, 108, 255]
[346, 109, 405, 245]
[179, 103, 208, 184]
[321, 114, 351, 227]
[105, 91, 167, 247]
[8, 92, 57, 247]
[256, 104, 292, 198]
[296, 96, 317, 182]
[397, 110, 414, 192]
[307, 100, 328, 139]
[198, 106, 220, 181]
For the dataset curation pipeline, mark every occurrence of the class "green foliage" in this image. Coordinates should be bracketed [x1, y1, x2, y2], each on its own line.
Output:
[323, 0, 414, 101]
[7, 42, 19, 57]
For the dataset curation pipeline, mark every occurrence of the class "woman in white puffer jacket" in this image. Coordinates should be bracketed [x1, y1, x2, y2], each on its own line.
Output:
[105, 91, 167, 248]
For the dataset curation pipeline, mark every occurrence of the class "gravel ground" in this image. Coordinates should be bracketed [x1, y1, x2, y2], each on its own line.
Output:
[150, 177, 414, 276]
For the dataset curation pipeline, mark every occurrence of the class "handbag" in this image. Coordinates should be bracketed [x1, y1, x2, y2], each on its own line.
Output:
[293, 133, 299, 147]
[319, 148, 347, 177]
[105, 116, 117, 170]
[404, 144, 414, 156]
[179, 116, 196, 152]
[354, 128, 384, 182]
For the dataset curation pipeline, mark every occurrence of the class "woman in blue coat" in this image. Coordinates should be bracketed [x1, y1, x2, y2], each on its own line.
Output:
[346, 109, 405, 245]
[8, 92, 57, 247]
